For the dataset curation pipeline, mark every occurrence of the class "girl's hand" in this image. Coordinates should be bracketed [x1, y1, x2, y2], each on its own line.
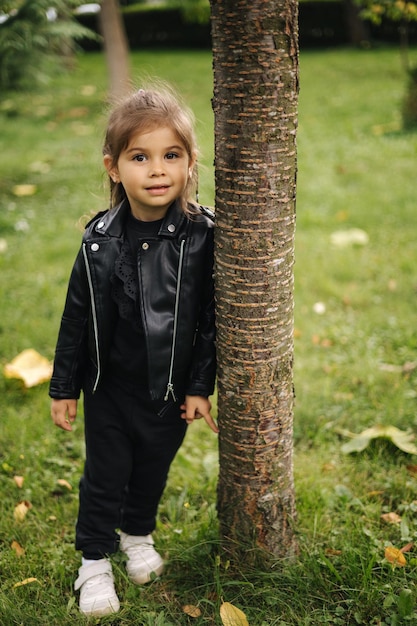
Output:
[180, 395, 219, 434]
[51, 398, 77, 432]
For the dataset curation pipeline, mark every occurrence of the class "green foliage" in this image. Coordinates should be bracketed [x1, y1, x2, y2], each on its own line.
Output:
[0, 0, 98, 92]
[355, 0, 417, 25]
[166, 0, 210, 24]
[354, 1, 417, 126]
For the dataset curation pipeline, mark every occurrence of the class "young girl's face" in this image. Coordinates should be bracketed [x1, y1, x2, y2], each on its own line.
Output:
[104, 125, 194, 221]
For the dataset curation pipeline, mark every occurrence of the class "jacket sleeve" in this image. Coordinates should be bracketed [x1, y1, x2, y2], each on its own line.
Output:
[185, 226, 216, 397]
[49, 245, 90, 399]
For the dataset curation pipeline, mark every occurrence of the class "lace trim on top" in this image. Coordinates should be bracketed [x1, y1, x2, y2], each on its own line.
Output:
[110, 239, 141, 333]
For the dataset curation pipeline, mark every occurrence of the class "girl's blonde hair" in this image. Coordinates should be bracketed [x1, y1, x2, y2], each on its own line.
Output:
[103, 82, 199, 214]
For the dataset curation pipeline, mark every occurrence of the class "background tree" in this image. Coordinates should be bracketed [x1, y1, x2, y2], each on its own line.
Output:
[0, 0, 95, 92]
[98, 0, 131, 99]
[355, 0, 417, 126]
[344, 0, 370, 44]
[210, 0, 299, 561]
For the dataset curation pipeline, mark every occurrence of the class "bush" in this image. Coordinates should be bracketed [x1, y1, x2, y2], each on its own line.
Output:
[0, 0, 97, 93]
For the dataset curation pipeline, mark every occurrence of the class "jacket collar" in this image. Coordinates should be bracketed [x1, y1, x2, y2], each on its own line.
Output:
[93, 199, 186, 239]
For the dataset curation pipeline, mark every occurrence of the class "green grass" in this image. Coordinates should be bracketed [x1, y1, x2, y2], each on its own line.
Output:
[0, 46, 417, 624]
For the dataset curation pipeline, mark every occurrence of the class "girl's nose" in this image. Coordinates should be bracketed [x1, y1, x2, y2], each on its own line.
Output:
[150, 160, 165, 176]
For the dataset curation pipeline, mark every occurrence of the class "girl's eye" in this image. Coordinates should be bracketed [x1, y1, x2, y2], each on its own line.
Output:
[165, 152, 178, 160]
[133, 154, 146, 162]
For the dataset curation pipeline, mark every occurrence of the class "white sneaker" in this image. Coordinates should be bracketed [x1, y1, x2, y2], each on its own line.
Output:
[120, 531, 164, 584]
[74, 558, 120, 616]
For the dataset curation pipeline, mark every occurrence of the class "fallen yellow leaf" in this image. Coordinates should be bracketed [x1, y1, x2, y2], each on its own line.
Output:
[341, 425, 417, 455]
[220, 602, 250, 626]
[13, 500, 32, 522]
[330, 228, 369, 248]
[385, 546, 406, 567]
[13, 577, 39, 588]
[12, 184, 37, 197]
[11, 540, 25, 557]
[4, 349, 53, 388]
[57, 479, 72, 491]
[381, 512, 402, 525]
[13, 475, 24, 488]
[183, 605, 202, 618]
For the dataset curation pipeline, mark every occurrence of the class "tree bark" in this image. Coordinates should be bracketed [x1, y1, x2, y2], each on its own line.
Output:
[99, 0, 131, 99]
[211, 0, 298, 561]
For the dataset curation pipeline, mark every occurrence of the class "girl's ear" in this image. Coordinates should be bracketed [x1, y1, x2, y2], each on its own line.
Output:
[103, 155, 119, 183]
[188, 152, 198, 178]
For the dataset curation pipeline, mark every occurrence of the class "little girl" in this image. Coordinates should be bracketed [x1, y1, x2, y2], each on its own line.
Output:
[49, 85, 217, 617]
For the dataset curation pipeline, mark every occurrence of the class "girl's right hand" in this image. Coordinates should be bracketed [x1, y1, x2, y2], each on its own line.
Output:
[51, 398, 77, 432]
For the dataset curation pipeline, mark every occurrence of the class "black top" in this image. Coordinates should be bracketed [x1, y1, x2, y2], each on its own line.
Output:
[106, 212, 164, 392]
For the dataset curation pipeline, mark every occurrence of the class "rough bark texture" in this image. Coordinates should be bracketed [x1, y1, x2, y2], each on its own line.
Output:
[211, 0, 299, 560]
[99, 0, 131, 99]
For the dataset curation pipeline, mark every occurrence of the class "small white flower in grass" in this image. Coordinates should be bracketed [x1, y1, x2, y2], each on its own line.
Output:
[313, 302, 326, 315]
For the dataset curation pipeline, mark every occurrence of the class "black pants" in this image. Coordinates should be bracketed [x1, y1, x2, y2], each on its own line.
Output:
[75, 378, 187, 559]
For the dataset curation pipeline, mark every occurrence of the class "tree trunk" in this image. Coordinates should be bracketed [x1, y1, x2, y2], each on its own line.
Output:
[343, 0, 369, 45]
[99, 0, 131, 99]
[211, 0, 298, 561]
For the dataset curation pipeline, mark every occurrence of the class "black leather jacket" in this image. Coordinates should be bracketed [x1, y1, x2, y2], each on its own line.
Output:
[49, 200, 216, 403]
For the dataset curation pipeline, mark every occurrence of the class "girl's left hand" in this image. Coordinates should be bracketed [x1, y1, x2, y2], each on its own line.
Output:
[180, 395, 219, 434]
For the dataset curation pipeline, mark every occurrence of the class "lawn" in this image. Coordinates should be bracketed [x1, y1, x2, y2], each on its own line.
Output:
[0, 46, 417, 624]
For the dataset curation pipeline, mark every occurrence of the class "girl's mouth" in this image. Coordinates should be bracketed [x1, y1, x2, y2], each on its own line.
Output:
[146, 185, 170, 195]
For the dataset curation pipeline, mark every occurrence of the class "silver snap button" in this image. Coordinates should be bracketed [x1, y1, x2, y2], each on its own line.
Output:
[167, 224, 176, 233]
[91, 243, 99, 252]
[97, 221, 105, 229]
[142, 242, 149, 250]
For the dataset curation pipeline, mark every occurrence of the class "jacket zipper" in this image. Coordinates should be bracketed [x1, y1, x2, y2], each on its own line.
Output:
[164, 238, 186, 402]
[82, 243, 101, 393]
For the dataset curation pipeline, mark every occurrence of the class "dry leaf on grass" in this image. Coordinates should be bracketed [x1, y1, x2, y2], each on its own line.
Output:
[340, 425, 417, 455]
[330, 228, 369, 247]
[12, 184, 37, 197]
[13, 475, 24, 488]
[400, 543, 414, 554]
[13, 500, 32, 522]
[57, 479, 72, 491]
[381, 512, 402, 525]
[183, 605, 202, 618]
[11, 540, 25, 557]
[13, 577, 39, 588]
[220, 602, 250, 626]
[4, 349, 53, 388]
[385, 546, 406, 567]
